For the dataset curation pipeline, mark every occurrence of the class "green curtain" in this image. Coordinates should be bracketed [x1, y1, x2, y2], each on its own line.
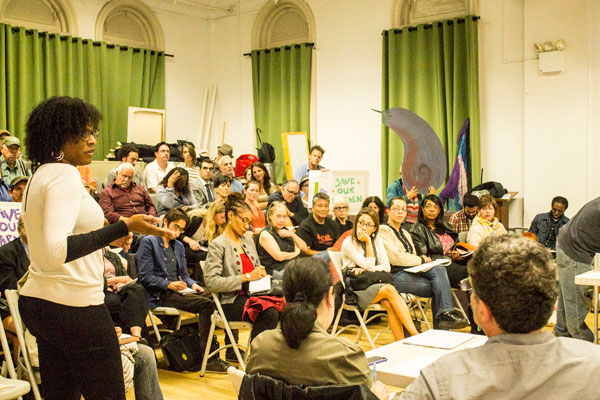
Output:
[381, 16, 480, 195]
[0, 23, 165, 160]
[251, 43, 313, 183]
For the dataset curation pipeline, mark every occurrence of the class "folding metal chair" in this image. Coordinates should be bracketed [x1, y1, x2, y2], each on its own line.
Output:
[0, 312, 30, 400]
[4, 290, 41, 400]
[199, 292, 252, 376]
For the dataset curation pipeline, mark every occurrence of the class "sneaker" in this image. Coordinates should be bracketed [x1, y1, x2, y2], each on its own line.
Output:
[437, 310, 468, 330]
[204, 357, 229, 374]
[225, 348, 246, 363]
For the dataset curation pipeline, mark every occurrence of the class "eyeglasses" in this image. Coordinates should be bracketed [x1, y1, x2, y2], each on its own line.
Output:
[285, 188, 299, 196]
[357, 221, 376, 229]
[333, 206, 349, 211]
[170, 223, 185, 233]
[389, 206, 407, 212]
[236, 214, 251, 225]
[84, 128, 100, 141]
[201, 166, 214, 171]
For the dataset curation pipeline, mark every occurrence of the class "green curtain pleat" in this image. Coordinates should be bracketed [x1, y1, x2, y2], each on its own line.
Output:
[381, 17, 480, 195]
[0, 23, 165, 160]
[251, 43, 312, 183]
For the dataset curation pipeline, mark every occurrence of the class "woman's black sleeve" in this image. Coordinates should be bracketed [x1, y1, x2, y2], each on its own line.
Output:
[65, 221, 129, 263]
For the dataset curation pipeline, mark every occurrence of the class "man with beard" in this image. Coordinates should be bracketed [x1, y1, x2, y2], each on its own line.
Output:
[449, 193, 480, 234]
[529, 196, 569, 250]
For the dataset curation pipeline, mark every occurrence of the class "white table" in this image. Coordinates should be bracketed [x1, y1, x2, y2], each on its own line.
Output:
[365, 330, 487, 388]
[574, 269, 600, 344]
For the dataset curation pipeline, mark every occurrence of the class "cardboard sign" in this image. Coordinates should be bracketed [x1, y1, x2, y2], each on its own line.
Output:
[307, 171, 369, 214]
[0, 202, 21, 246]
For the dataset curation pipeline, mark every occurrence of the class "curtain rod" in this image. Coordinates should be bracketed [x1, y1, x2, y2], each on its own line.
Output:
[384, 15, 480, 35]
[10, 26, 174, 58]
[243, 42, 315, 57]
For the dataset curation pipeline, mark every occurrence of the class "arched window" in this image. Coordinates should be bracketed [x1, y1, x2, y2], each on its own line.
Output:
[252, 0, 315, 49]
[95, 0, 164, 51]
[0, 0, 77, 35]
[392, 0, 478, 28]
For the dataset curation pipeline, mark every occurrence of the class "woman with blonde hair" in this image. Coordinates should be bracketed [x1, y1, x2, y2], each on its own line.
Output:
[467, 195, 507, 247]
[341, 207, 419, 340]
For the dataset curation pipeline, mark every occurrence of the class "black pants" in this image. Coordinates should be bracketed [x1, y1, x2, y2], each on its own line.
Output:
[159, 291, 214, 350]
[19, 295, 125, 400]
[221, 295, 280, 341]
[104, 284, 148, 332]
[444, 262, 469, 288]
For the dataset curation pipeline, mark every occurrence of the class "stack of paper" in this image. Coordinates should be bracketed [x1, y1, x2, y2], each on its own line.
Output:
[405, 259, 451, 274]
[401, 329, 481, 350]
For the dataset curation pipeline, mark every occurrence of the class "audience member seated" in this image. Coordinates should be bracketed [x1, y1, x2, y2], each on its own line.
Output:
[137, 208, 228, 372]
[216, 155, 243, 193]
[1, 136, 30, 186]
[251, 162, 275, 209]
[8, 176, 28, 202]
[143, 141, 175, 193]
[213, 174, 232, 203]
[178, 143, 202, 197]
[294, 145, 327, 184]
[332, 196, 353, 234]
[410, 194, 468, 288]
[156, 167, 199, 216]
[200, 199, 227, 243]
[77, 165, 98, 195]
[299, 175, 310, 207]
[244, 166, 252, 184]
[361, 196, 387, 225]
[100, 163, 157, 224]
[529, 196, 569, 250]
[103, 241, 147, 339]
[341, 207, 419, 340]
[203, 194, 280, 342]
[400, 235, 600, 399]
[244, 180, 266, 232]
[268, 180, 309, 226]
[257, 202, 307, 276]
[449, 193, 479, 234]
[246, 258, 389, 400]
[0, 216, 29, 296]
[466, 195, 507, 247]
[194, 156, 217, 206]
[380, 197, 467, 329]
[0, 130, 10, 146]
[298, 193, 340, 263]
[0, 179, 10, 201]
[104, 143, 144, 188]
[215, 143, 234, 166]
[385, 169, 436, 223]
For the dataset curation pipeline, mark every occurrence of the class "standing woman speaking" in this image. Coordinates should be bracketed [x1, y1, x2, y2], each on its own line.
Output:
[18, 97, 174, 400]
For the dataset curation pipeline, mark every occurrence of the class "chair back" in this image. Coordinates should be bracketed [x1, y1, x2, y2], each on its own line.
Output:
[227, 366, 245, 394]
[458, 231, 468, 243]
[126, 253, 138, 279]
[328, 250, 345, 289]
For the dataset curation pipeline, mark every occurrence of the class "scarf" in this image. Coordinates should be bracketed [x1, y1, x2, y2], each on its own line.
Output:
[472, 215, 504, 235]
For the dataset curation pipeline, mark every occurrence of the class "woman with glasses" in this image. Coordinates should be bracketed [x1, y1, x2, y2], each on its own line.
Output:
[361, 196, 387, 225]
[341, 207, 419, 340]
[257, 202, 307, 276]
[410, 194, 468, 288]
[204, 193, 280, 341]
[246, 257, 389, 400]
[379, 197, 467, 329]
[332, 196, 353, 234]
[19, 96, 172, 399]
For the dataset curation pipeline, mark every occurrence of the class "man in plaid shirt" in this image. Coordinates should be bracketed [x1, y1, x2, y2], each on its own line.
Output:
[449, 193, 479, 233]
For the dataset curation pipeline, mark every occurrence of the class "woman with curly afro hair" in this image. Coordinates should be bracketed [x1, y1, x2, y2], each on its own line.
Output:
[19, 96, 175, 400]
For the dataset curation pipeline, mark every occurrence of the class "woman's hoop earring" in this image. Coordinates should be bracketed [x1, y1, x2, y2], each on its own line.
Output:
[52, 151, 64, 161]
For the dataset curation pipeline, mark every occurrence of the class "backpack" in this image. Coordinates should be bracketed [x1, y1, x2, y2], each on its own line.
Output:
[470, 181, 507, 198]
[159, 325, 216, 372]
[256, 129, 275, 163]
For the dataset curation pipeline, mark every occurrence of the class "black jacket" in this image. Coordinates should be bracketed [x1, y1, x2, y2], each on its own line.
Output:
[267, 191, 308, 226]
[0, 238, 29, 296]
[239, 372, 378, 400]
[409, 222, 458, 258]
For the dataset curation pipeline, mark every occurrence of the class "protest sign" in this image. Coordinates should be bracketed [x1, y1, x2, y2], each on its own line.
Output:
[0, 202, 21, 246]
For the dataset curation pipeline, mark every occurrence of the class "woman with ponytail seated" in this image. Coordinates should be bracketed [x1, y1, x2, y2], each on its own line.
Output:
[341, 207, 420, 340]
[246, 258, 389, 400]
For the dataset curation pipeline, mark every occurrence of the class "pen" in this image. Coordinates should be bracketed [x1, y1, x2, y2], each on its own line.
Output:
[372, 362, 377, 381]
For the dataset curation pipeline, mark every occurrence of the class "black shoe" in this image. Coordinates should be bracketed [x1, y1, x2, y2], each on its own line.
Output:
[437, 310, 468, 330]
[137, 337, 149, 347]
[225, 348, 246, 363]
[204, 357, 230, 374]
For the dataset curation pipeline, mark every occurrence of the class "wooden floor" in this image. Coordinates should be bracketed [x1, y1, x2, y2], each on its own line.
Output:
[127, 305, 598, 400]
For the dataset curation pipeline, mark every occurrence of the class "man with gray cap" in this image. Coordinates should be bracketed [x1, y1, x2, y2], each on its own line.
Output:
[217, 143, 233, 162]
[1, 136, 30, 186]
[8, 176, 28, 203]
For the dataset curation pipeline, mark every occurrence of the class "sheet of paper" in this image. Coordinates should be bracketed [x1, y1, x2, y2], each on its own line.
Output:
[249, 276, 271, 294]
[401, 329, 482, 350]
[177, 287, 196, 295]
[404, 259, 451, 274]
[386, 355, 440, 378]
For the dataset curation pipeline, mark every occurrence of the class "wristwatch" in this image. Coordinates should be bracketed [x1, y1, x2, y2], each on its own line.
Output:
[245, 273, 250, 281]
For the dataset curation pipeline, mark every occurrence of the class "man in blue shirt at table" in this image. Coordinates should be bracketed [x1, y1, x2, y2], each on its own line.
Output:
[400, 235, 600, 399]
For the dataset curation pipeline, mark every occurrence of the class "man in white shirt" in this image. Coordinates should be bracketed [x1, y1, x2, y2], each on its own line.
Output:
[400, 235, 600, 399]
[194, 156, 217, 206]
[143, 142, 174, 193]
[217, 155, 243, 193]
[294, 145, 327, 183]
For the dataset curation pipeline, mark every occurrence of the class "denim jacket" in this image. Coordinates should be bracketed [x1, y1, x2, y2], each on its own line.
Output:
[529, 212, 569, 250]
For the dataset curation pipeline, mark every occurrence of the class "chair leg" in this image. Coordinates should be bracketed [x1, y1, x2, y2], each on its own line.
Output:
[452, 290, 469, 320]
[415, 299, 432, 330]
[355, 309, 371, 344]
[222, 321, 246, 370]
[330, 305, 344, 337]
[199, 314, 217, 377]
[353, 308, 375, 350]
[148, 311, 162, 343]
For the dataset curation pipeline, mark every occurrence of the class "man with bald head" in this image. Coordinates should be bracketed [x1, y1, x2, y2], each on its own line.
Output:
[99, 163, 157, 224]
[217, 155, 243, 193]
